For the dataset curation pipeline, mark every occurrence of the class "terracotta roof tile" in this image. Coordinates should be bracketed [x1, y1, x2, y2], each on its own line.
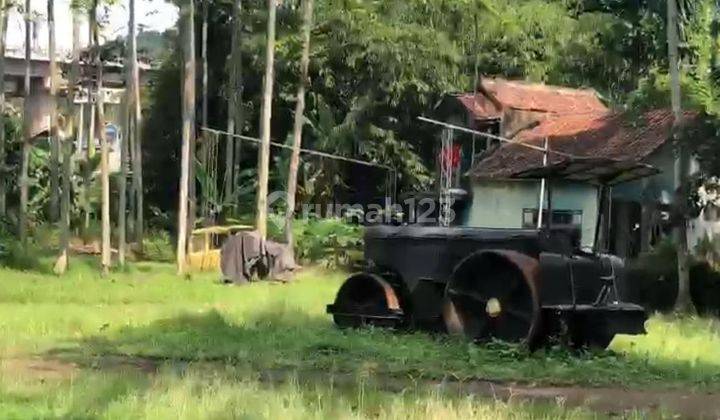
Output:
[470, 109, 697, 179]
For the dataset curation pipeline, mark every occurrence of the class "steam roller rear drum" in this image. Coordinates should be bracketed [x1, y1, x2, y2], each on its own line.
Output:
[329, 273, 403, 328]
[443, 250, 543, 347]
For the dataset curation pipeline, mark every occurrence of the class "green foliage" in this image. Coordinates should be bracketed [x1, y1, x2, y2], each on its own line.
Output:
[2, 262, 720, 401]
[267, 213, 362, 268]
[150, 0, 668, 218]
[141, 229, 175, 263]
[626, 237, 720, 315]
[0, 217, 44, 271]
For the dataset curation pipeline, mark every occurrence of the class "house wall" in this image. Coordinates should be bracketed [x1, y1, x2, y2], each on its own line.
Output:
[465, 179, 599, 248]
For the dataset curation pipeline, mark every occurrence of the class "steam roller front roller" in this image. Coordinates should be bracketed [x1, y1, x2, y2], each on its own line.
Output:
[443, 250, 544, 349]
[327, 273, 405, 329]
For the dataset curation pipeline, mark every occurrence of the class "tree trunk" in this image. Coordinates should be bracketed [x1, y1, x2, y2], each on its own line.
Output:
[91, 0, 111, 275]
[200, 0, 208, 220]
[188, 2, 198, 251]
[231, 0, 244, 199]
[82, 14, 95, 241]
[118, 0, 137, 267]
[225, 0, 243, 209]
[0, 1, 7, 218]
[667, 0, 694, 314]
[131, 33, 143, 253]
[55, 11, 81, 275]
[19, 0, 31, 245]
[255, 0, 277, 240]
[284, 0, 313, 254]
[48, 0, 59, 222]
[177, 0, 195, 275]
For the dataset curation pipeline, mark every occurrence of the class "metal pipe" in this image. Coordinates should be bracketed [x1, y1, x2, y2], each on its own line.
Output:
[536, 138, 549, 229]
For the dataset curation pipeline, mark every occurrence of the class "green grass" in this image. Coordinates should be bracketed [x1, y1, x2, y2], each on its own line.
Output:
[0, 257, 718, 418]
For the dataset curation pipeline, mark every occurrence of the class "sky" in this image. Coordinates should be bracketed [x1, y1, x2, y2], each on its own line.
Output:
[5, 0, 179, 55]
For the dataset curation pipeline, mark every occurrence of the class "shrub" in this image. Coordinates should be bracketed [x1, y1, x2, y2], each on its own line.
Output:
[626, 238, 720, 315]
[0, 217, 43, 271]
[142, 229, 175, 262]
[268, 213, 363, 269]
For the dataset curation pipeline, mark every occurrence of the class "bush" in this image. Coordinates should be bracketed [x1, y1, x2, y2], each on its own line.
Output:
[267, 214, 363, 269]
[141, 230, 175, 263]
[0, 217, 43, 271]
[626, 239, 720, 315]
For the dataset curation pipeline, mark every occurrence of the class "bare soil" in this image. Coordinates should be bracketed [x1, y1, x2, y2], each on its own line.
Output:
[4, 355, 720, 418]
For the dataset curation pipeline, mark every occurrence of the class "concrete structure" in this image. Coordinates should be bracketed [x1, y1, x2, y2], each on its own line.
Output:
[3, 49, 151, 173]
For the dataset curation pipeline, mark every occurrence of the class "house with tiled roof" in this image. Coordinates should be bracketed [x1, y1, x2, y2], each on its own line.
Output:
[436, 78, 710, 257]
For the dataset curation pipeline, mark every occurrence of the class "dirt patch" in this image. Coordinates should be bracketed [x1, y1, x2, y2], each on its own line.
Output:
[258, 369, 720, 418]
[1, 357, 79, 381]
[5, 355, 720, 417]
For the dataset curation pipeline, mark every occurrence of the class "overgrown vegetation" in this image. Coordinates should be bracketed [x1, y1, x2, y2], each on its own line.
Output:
[626, 238, 720, 315]
[1, 259, 719, 390]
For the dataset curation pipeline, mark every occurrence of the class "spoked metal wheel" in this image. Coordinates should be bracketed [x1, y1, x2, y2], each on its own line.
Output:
[443, 250, 543, 347]
[329, 273, 404, 328]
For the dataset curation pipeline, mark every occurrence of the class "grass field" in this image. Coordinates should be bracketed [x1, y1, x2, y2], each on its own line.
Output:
[1, 258, 719, 418]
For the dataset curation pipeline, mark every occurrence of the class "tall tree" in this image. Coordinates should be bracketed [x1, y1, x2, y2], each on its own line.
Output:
[0, 0, 8, 218]
[82, 5, 95, 239]
[55, 10, 81, 275]
[667, 0, 694, 313]
[19, 0, 31, 245]
[255, 0, 276, 240]
[224, 0, 243, 209]
[284, 0, 313, 254]
[130, 11, 143, 252]
[47, 0, 59, 222]
[177, 0, 195, 274]
[91, 0, 111, 275]
[118, 0, 137, 266]
[199, 0, 208, 220]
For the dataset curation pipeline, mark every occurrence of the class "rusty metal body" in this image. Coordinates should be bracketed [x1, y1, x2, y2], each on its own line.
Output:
[327, 225, 647, 349]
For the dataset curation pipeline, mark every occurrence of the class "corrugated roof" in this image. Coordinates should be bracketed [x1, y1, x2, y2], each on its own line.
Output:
[470, 109, 698, 179]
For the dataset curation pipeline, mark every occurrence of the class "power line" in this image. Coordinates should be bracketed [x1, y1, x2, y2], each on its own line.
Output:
[200, 126, 395, 171]
[417, 116, 580, 159]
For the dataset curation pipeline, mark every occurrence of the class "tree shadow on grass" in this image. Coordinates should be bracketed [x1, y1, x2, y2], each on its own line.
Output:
[25, 308, 720, 418]
[43, 308, 720, 393]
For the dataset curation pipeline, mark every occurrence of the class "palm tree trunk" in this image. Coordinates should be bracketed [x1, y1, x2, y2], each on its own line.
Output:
[199, 0, 208, 220]
[82, 13, 95, 241]
[255, 0, 277, 240]
[118, 0, 137, 266]
[19, 0, 31, 245]
[284, 0, 313, 254]
[48, 0, 59, 222]
[0, 0, 8, 217]
[131, 47, 143, 252]
[91, 0, 111, 275]
[55, 11, 81, 275]
[225, 0, 243, 210]
[188, 10, 197, 249]
[231, 0, 244, 201]
[667, 0, 694, 314]
[177, 0, 195, 274]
